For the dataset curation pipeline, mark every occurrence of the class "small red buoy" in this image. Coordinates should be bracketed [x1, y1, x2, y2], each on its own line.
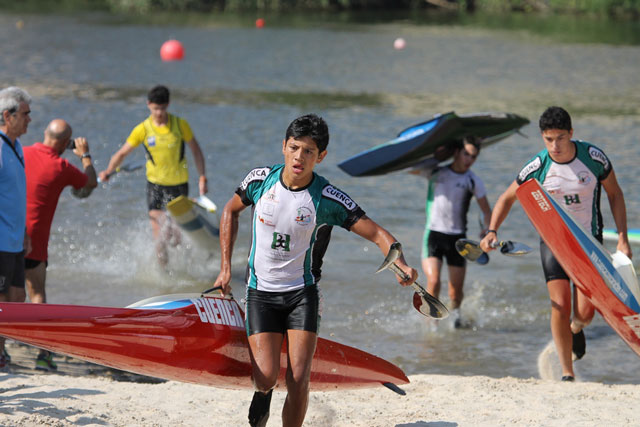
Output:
[160, 40, 184, 61]
[255, 18, 265, 29]
[393, 38, 406, 50]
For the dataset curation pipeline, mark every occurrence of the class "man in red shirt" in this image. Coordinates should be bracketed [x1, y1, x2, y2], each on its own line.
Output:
[23, 118, 97, 370]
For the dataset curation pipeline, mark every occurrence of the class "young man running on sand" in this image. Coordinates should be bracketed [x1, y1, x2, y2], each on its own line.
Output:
[212, 114, 417, 427]
[480, 106, 631, 381]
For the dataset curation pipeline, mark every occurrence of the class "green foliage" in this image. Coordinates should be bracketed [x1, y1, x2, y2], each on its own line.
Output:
[475, 0, 640, 15]
[104, 0, 420, 12]
[0, 0, 637, 17]
[105, 0, 220, 13]
[0, 0, 108, 12]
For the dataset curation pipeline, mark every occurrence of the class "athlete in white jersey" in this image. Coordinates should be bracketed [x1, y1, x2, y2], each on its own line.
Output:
[411, 137, 492, 327]
[480, 106, 631, 382]
[212, 114, 418, 427]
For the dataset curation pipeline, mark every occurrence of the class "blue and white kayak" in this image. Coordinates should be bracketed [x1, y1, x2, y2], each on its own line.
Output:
[338, 111, 529, 177]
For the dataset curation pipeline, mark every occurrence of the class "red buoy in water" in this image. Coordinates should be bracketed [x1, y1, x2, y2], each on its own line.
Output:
[255, 18, 265, 28]
[160, 40, 184, 61]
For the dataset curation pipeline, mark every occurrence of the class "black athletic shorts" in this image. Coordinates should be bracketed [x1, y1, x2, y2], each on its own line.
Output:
[0, 250, 26, 293]
[427, 230, 466, 267]
[24, 258, 47, 270]
[245, 285, 321, 336]
[146, 181, 189, 211]
[539, 239, 570, 282]
[540, 234, 603, 283]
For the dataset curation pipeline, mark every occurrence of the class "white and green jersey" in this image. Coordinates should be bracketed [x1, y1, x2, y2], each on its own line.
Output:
[236, 164, 365, 292]
[416, 165, 486, 235]
[516, 140, 612, 237]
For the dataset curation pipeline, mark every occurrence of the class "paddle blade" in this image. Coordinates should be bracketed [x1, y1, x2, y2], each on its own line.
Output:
[119, 160, 145, 173]
[455, 239, 489, 264]
[499, 240, 532, 256]
[476, 252, 490, 265]
[193, 195, 218, 213]
[412, 289, 449, 319]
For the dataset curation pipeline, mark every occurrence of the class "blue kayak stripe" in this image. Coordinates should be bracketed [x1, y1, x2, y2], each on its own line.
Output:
[396, 119, 439, 142]
[352, 117, 440, 157]
[133, 300, 193, 310]
[545, 194, 640, 312]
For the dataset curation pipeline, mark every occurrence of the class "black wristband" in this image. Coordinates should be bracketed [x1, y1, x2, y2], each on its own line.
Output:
[81, 153, 92, 159]
[487, 229, 497, 235]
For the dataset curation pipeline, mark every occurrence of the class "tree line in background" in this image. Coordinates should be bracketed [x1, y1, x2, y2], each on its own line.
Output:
[1, 0, 637, 17]
[102, 0, 639, 16]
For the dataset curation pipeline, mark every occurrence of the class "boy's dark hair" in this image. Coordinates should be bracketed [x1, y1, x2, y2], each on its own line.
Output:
[451, 135, 482, 154]
[539, 106, 572, 132]
[148, 85, 170, 105]
[285, 114, 329, 152]
[462, 135, 482, 152]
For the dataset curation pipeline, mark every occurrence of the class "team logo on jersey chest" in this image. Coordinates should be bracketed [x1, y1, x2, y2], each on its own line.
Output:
[272, 232, 291, 251]
[564, 194, 581, 205]
[295, 207, 313, 226]
[147, 136, 156, 147]
[578, 171, 591, 184]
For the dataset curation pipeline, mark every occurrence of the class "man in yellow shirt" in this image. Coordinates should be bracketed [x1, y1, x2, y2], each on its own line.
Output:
[99, 85, 208, 267]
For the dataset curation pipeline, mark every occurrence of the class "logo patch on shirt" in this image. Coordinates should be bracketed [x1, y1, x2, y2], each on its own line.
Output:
[322, 185, 356, 210]
[272, 232, 291, 251]
[295, 207, 313, 226]
[518, 157, 542, 182]
[578, 171, 591, 184]
[564, 194, 581, 205]
[240, 167, 270, 191]
[257, 214, 275, 227]
[264, 188, 277, 202]
[588, 147, 610, 170]
[147, 136, 156, 147]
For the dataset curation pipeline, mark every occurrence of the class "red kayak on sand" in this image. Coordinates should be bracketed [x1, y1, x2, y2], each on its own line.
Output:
[0, 293, 409, 392]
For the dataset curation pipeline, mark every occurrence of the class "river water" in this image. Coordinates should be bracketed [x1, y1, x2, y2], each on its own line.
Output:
[2, 12, 639, 384]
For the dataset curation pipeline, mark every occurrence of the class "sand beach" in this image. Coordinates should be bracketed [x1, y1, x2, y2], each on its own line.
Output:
[1, 342, 638, 426]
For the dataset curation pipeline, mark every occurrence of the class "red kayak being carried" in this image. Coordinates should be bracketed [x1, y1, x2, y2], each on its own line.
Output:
[0, 293, 409, 392]
[516, 179, 640, 357]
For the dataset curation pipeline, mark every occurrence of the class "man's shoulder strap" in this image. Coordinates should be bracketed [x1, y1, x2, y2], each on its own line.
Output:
[0, 133, 24, 168]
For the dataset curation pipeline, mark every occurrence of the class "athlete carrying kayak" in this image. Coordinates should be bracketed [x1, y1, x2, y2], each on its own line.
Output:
[480, 106, 631, 381]
[410, 136, 492, 328]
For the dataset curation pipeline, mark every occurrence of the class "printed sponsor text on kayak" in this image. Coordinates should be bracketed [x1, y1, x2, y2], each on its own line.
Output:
[192, 297, 244, 327]
[531, 190, 551, 212]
